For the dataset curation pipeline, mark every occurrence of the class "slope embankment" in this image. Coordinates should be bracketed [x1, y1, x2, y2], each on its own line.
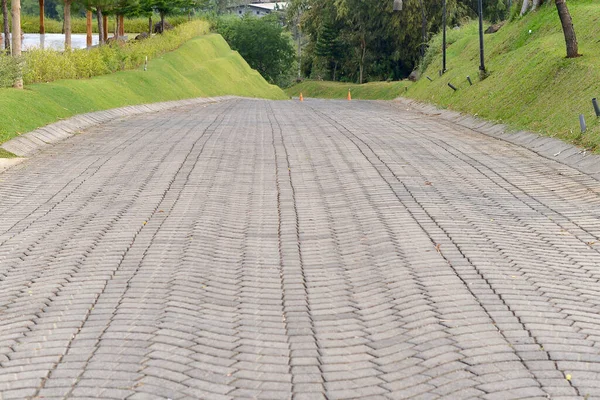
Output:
[0, 33, 286, 152]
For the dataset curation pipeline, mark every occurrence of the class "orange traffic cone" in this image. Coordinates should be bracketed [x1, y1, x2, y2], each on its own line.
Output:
[347, 89, 352, 101]
[299, 92, 304, 101]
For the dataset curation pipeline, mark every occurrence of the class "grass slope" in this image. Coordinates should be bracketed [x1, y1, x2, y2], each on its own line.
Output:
[0, 33, 286, 146]
[410, 0, 600, 150]
[288, 0, 600, 150]
[286, 81, 411, 100]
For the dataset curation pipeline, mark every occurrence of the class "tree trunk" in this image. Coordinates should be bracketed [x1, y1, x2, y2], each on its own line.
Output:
[102, 14, 108, 42]
[11, 0, 22, 89]
[148, 16, 152, 35]
[358, 37, 366, 84]
[160, 12, 165, 34]
[420, 0, 426, 57]
[39, 0, 45, 34]
[2, 0, 10, 53]
[86, 10, 92, 48]
[332, 61, 337, 81]
[520, 0, 530, 15]
[531, 0, 541, 11]
[64, 0, 72, 51]
[97, 8, 104, 44]
[555, 0, 579, 58]
[118, 15, 124, 37]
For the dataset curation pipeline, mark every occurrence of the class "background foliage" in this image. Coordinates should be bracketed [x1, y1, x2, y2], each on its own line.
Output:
[215, 14, 296, 87]
[14, 20, 209, 86]
[287, 0, 520, 83]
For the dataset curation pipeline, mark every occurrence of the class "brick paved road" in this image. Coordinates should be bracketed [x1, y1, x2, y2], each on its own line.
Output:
[1, 98, 600, 399]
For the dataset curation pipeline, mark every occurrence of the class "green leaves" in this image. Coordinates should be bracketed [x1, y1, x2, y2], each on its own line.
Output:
[216, 14, 296, 87]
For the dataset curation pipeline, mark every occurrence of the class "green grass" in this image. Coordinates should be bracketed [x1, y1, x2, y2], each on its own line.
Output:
[285, 80, 411, 100]
[287, 0, 600, 150]
[0, 148, 17, 158]
[0, 33, 286, 147]
[409, 0, 600, 150]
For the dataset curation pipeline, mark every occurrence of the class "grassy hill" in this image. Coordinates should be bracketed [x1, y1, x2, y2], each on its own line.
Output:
[0, 33, 286, 148]
[287, 0, 600, 150]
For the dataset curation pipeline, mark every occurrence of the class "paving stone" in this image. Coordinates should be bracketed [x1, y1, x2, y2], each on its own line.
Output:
[1, 98, 600, 399]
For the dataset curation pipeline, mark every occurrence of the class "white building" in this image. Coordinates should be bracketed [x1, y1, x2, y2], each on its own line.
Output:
[229, 2, 288, 18]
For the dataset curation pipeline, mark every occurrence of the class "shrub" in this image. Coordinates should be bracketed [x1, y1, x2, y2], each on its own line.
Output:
[19, 20, 209, 85]
[2, 14, 192, 34]
[0, 54, 21, 88]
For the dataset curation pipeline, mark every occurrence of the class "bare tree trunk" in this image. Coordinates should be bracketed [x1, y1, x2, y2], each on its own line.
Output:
[39, 0, 45, 34]
[11, 0, 22, 89]
[358, 37, 366, 84]
[118, 15, 124, 37]
[97, 8, 104, 44]
[2, 0, 10, 53]
[555, 0, 579, 58]
[520, 0, 530, 15]
[86, 10, 92, 48]
[531, 0, 541, 11]
[160, 12, 165, 34]
[64, 0, 72, 51]
[102, 14, 108, 42]
[420, 0, 427, 57]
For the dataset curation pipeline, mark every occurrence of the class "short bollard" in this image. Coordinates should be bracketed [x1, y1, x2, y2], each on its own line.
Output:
[580, 114, 587, 133]
[593, 98, 600, 117]
[467, 76, 473, 86]
[448, 83, 458, 91]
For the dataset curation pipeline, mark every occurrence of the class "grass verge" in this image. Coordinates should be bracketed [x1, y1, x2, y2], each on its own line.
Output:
[408, 0, 600, 151]
[0, 149, 17, 158]
[0, 33, 286, 147]
[285, 81, 411, 100]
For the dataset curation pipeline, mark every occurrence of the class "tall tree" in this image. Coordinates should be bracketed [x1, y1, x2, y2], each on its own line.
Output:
[64, 0, 72, 50]
[2, 0, 9, 53]
[11, 0, 23, 88]
[39, 0, 45, 34]
[555, 0, 578, 58]
[80, 0, 115, 44]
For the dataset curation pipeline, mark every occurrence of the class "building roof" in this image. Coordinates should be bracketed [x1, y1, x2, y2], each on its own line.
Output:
[246, 2, 287, 11]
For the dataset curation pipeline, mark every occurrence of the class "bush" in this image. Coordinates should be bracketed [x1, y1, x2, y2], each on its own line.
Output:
[2, 14, 192, 34]
[0, 54, 21, 88]
[19, 20, 209, 85]
[215, 14, 296, 87]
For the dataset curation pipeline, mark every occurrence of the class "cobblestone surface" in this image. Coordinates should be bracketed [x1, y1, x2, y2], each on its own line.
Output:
[1, 98, 600, 399]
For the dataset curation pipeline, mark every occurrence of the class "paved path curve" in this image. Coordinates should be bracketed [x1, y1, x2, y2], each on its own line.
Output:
[1, 98, 600, 400]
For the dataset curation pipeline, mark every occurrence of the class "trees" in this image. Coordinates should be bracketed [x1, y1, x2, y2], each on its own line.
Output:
[216, 14, 295, 86]
[555, 0, 578, 58]
[64, 0, 73, 50]
[2, 0, 9, 53]
[11, 0, 23, 88]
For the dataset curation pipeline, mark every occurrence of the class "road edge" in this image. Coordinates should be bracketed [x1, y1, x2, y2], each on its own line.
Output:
[393, 97, 600, 182]
[0, 96, 239, 159]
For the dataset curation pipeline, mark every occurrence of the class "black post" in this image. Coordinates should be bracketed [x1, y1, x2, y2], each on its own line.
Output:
[593, 98, 600, 117]
[420, 0, 426, 58]
[478, 0, 486, 74]
[442, 0, 447, 73]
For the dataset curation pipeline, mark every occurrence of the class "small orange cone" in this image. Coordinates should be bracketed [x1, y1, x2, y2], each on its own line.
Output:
[347, 89, 352, 101]
[299, 92, 304, 101]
